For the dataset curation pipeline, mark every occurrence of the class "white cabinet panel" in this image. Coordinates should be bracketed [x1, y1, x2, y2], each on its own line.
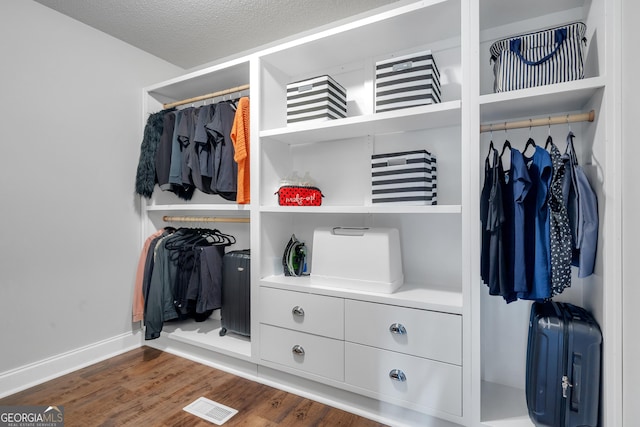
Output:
[345, 342, 462, 416]
[345, 299, 462, 365]
[260, 324, 344, 381]
[260, 287, 344, 339]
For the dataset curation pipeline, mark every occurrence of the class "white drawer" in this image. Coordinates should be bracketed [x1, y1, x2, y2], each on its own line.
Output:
[345, 299, 461, 365]
[260, 287, 344, 339]
[345, 342, 461, 416]
[260, 324, 344, 381]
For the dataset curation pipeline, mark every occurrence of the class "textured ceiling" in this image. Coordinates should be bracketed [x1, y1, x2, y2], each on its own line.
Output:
[33, 0, 402, 69]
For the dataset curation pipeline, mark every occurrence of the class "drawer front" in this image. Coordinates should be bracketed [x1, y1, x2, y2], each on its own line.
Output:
[260, 287, 344, 339]
[345, 342, 461, 416]
[260, 324, 344, 381]
[344, 299, 461, 365]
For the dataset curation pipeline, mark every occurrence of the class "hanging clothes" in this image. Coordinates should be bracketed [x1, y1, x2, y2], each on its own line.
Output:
[562, 131, 598, 277]
[194, 104, 215, 187]
[206, 101, 238, 201]
[135, 109, 173, 198]
[168, 109, 193, 197]
[168, 109, 183, 187]
[177, 107, 197, 188]
[520, 142, 553, 301]
[481, 126, 598, 303]
[480, 143, 496, 286]
[132, 228, 166, 322]
[231, 97, 251, 204]
[484, 145, 506, 297]
[501, 143, 531, 302]
[155, 110, 176, 191]
[141, 227, 236, 340]
[139, 94, 249, 203]
[545, 135, 573, 296]
[187, 104, 215, 194]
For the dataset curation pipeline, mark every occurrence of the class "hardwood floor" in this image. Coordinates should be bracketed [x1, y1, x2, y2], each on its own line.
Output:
[0, 346, 387, 426]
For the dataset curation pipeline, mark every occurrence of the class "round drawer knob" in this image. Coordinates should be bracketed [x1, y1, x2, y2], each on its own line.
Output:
[389, 369, 407, 382]
[389, 323, 407, 335]
[292, 345, 305, 356]
[292, 306, 305, 317]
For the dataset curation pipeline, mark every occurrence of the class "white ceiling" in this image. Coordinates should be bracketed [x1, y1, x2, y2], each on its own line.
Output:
[33, 0, 403, 69]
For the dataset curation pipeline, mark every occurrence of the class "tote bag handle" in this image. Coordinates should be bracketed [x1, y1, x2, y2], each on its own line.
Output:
[510, 28, 567, 66]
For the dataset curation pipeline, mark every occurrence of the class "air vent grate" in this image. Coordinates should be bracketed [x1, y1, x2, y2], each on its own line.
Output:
[183, 397, 238, 425]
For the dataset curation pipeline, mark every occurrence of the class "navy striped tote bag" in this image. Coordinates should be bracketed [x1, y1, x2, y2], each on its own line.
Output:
[490, 22, 587, 93]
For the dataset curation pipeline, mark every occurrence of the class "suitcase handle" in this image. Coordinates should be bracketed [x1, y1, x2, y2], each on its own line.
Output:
[571, 354, 582, 410]
[291, 306, 305, 317]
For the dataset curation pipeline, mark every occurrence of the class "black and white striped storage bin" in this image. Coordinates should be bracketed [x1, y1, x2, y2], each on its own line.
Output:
[371, 150, 437, 205]
[375, 50, 441, 113]
[286, 75, 347, 124]
[489, 22, 587, 92]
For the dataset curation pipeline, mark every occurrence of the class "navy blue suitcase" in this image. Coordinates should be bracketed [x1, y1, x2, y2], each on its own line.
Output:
[219, 250, 251, 337]
[526, 301, 602, 427]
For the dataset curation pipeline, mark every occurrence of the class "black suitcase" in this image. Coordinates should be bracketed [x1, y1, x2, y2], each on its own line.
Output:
[526, 301, 602, 427]
[219, 250, 251, 337]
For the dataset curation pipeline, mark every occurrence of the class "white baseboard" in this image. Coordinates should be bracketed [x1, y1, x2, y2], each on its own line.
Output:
[0, 331, 143, 399]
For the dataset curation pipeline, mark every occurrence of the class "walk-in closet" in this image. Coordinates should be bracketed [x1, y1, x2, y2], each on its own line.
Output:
[1, 0, 634, 426]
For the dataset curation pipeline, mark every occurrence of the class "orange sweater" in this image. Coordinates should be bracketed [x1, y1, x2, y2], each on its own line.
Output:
[231, 97, 250, 204]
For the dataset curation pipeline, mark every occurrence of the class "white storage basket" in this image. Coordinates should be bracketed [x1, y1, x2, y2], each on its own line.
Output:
[286, 75, 347, 124]
[371, 149, 437, 205]
[311, 227, 403, 294]
[375, 50, 441, 113]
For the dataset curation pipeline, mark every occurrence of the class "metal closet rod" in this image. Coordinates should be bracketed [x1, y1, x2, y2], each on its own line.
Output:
[163, 83, 250, 109]
[480, 109, 595, 133]
[162, 215, 250, 223]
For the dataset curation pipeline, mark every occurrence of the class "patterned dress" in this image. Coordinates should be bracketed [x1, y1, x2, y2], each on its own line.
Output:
[546, 136, 572, 296]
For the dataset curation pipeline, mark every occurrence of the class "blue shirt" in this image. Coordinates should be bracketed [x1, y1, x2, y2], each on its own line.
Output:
[520, 145, 552, 301]
[506, 149, 532, 299]
[562, 132, 598, 277]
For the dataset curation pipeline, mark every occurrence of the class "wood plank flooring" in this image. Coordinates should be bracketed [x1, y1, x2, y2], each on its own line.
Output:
[0, 346, 387, 426]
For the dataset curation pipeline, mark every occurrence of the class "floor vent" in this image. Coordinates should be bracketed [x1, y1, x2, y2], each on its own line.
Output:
[183, 397, 238, 425]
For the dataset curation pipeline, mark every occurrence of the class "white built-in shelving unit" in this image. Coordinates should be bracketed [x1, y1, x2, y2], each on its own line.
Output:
[139, 1, 621, 425]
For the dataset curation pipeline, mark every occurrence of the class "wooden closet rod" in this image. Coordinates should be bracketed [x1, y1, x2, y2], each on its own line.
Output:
[163, 83, 250, 109]
[480, 110, 595, 133]
[163, 215, 250, 223]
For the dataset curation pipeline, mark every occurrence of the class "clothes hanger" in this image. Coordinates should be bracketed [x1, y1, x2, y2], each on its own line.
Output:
[486, 126, 495, 160]
[524, 138, 536, 154]
[544, 118, 553, 149]
[544, 119, 554, 150]
[523, 119, 537, 156]
[500, 129, 511, 159]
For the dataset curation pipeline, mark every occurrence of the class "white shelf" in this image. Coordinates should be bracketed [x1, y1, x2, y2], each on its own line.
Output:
[146, 58, 251, 105]
[259, 0, 460, 77]
[481, 381, 534, 427]
[145, 204, 250, 212]
[260, 101, 462, 145]
[480, 77, 605, 123]
[260, 275, 463, 314]
[479, 0, 587, 32]
[160, 317, 252, 361]
[138, 1, 614, 426]
[259, 204, 461, 214]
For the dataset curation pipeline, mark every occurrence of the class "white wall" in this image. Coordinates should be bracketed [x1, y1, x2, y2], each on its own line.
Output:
[0, 0, 181, 380]
[622, 0, 640, 424]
